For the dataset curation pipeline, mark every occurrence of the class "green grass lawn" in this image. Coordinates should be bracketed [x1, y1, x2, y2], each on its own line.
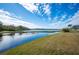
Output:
[1, 32, 79, 55]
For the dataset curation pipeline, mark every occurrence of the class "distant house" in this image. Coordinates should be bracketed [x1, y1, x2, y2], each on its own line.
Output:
[72, 25, 79, 31]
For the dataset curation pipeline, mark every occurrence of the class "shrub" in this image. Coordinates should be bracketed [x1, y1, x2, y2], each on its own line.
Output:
[62, 28, 70, 32]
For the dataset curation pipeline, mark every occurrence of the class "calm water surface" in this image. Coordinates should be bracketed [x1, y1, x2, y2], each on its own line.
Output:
[0, 32, 57, 52]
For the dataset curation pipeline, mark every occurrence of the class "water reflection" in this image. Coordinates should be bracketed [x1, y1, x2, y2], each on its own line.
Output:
[19, 32, 23, 35]
[0, 32, 55, 52]
[0, 33, 2, 42]
[9, 33, 15, 36]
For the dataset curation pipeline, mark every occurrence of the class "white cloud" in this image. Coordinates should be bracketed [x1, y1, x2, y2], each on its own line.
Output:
[43, 4, 51, 21]
[51, 16, 58, 23]
[50, 11, 79, 29]
[50, 21, 66, 29]
[67, 10, 79, 25]
[20, 3, 51, 16]
[20, 3, 39, 13]
[68, 3, 77, 10]
[0, 9, 10, 15]
[60, 14, 67, 21]
[0, 9, 42, 29]
[20, 3, 51, 21]
[50, 14, 67, 29]
[51, 10, 79, 29]
[43, 4, 51, 16]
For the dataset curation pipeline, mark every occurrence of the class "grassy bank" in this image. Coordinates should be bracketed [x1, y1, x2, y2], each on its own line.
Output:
[1, 32, 79, 55]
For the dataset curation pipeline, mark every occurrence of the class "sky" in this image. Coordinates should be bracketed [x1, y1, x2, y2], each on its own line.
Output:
[0, 3, 79, 29]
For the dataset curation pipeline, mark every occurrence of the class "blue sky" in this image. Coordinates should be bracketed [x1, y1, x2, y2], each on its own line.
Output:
[0, 3, 79, 29]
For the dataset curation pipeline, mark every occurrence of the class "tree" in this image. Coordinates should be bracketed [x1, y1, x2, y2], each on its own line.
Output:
[2, 25, 16, 31]
[62, 28, 70, 32]
[68, 24, 72, 28]
[16, 25, 29, 31]
[0, 21, 3, 31]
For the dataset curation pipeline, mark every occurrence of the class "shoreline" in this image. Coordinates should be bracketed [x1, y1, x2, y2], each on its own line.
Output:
[1, 32, 79, 55]
[0, 32, 54, 53]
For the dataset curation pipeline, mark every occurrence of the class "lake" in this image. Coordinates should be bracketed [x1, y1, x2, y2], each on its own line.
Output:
[0, 31, 58, 52]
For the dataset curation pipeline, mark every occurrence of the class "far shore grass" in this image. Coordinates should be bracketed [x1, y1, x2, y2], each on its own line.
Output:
[1, 32, 79, 55]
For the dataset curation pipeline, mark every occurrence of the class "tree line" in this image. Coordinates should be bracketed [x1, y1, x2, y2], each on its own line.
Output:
[62, 24, 79, 32]
[0, 21, 29, 31]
